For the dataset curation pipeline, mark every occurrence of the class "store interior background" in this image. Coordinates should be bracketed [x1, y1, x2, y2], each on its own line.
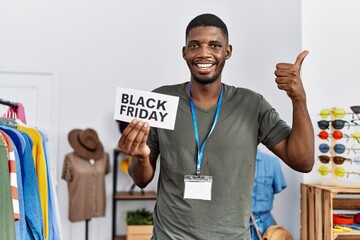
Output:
[1, 0, 360, 239]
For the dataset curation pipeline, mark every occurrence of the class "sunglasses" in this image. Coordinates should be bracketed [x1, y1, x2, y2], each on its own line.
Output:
[350, 131, 360, 143]
[350, 105, 360, 124]
[318, 130, 349, 141]
[318, 165, 360, 178]
[319, 108, 347, 119]
[319, 143, 360, 155]
[318, 155, 352, 165]
[317, 120, 350, 130]
[319, 143, 346, 154]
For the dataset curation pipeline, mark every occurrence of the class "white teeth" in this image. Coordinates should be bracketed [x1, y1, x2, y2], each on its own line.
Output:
[197, 63, 212, 69]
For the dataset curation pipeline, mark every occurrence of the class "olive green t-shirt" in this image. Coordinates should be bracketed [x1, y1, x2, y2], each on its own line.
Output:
[148, 83, 290, 240]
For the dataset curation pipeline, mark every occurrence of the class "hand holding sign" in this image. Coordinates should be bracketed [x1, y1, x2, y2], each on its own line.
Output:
[114, 87, 179, 159]
[118, 119, 151, 158]
[274, 50, 309, 102]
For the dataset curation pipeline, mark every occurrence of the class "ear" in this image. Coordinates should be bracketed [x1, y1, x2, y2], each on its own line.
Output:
[225, 44, 232, 60]
[182, 46, 186, 60]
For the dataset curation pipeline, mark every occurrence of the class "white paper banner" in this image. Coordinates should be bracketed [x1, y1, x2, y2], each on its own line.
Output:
[114, 87, 179, 130]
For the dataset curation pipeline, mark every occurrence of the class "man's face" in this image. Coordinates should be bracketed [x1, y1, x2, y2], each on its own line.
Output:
[182, 26, 232, 85]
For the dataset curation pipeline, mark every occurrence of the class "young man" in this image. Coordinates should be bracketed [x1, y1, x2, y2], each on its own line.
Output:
[118, 13, 314, 240]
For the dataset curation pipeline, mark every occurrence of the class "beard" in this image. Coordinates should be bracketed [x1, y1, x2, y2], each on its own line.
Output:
[187, 60, 226, 85]
[191, 72, 220, 85]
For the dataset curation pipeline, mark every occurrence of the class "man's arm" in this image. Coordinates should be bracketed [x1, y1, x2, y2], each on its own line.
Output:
[118, 119, 156, 188]
[272, 50, 315, 173]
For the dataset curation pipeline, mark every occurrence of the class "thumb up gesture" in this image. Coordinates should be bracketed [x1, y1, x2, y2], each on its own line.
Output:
[275, 50, 309, 102]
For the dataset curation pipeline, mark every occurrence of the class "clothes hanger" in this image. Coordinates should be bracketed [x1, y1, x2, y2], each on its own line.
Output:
[0, 98, 23, 128]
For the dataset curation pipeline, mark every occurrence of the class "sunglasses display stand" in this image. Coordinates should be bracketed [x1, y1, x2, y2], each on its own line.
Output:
[317, 106, 360, 187]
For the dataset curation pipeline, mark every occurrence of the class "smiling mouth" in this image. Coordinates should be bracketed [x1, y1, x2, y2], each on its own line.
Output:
[196, 63, 214, 69]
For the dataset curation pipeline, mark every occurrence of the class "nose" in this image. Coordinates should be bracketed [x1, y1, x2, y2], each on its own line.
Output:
[198, 45, 211, 57]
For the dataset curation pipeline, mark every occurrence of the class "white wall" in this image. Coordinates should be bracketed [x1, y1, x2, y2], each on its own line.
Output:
[0, 1, 318, 239]
[302, 0, 360, 185]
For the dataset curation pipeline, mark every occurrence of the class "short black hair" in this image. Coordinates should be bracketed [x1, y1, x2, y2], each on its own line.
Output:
[185, 13, 229, 42]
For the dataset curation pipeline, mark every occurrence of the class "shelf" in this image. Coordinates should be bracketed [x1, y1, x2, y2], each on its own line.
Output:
[334, 233, 360, 240]
[114, 236, 125, 240]
[301, 183, 360, 240]
[112, 149, 156, 240]
[114, 191, 157, 200]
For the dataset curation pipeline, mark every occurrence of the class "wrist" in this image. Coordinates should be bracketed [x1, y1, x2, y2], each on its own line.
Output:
[135, 155, 151, 167]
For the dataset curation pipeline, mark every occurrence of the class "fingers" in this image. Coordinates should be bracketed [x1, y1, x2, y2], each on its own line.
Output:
[274, 68, 296, 77]
[274, 51, 309, 102]
[275, 78, 295, 91]
[118, 119, 137, 149]
[118, 119, 150, 155]
[139, 125, 150, 150]
[129, 121, 149, 153]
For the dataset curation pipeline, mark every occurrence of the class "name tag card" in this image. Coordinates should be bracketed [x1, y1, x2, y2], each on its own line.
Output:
[114, 87, 179, 130]
[184, 175, 212, 201]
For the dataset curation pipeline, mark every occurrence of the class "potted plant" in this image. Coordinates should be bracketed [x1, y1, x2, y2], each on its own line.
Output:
[126, 208, 153, 240]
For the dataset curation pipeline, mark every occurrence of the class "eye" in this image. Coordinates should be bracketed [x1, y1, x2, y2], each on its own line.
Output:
[188, 43, 198, 49]
[211, 44, 222, 49]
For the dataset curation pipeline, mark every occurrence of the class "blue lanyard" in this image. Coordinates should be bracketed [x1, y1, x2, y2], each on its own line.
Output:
[188, 83, 224, 176]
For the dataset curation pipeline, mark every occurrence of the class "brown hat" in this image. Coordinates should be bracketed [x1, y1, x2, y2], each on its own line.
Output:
[68, 128, 104, 159]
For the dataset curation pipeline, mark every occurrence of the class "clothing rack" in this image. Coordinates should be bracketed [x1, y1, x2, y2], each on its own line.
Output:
[0, 98, 18, 109]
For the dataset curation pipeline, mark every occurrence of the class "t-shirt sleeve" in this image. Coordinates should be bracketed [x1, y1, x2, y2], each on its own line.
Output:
[147, 127, 160, 160]
[258, 96, 291, 149]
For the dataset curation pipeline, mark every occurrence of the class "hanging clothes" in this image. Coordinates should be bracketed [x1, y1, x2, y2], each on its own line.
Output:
[0, 124, 45, 240]
[19, 131, 46, 240]
[1, 98, 60, 240]
[39, 129, 61, 240]
[250, 149, 287, 240]
[0, 130, 20, 220]
[17, 125, 49, 239]
[0, 129, 26, 240]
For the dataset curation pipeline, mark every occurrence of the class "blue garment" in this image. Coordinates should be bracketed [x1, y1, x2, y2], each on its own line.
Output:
[250, 149, 287, 240]
[38, 130, 60, 240]
[20, 132, 45, 240]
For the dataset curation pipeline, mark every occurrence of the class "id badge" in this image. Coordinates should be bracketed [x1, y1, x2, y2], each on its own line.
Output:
[184, 175, 212, 201]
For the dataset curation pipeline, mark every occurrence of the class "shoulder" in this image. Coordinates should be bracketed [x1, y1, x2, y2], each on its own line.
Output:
[223, 84, 263, 101]
[64, 152, 77, 160]
[222, 84, 268, 111]
[152, 83, 185, 96]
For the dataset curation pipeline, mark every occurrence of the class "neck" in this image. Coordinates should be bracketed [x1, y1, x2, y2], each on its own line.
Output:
[186, 80, 222, 110]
